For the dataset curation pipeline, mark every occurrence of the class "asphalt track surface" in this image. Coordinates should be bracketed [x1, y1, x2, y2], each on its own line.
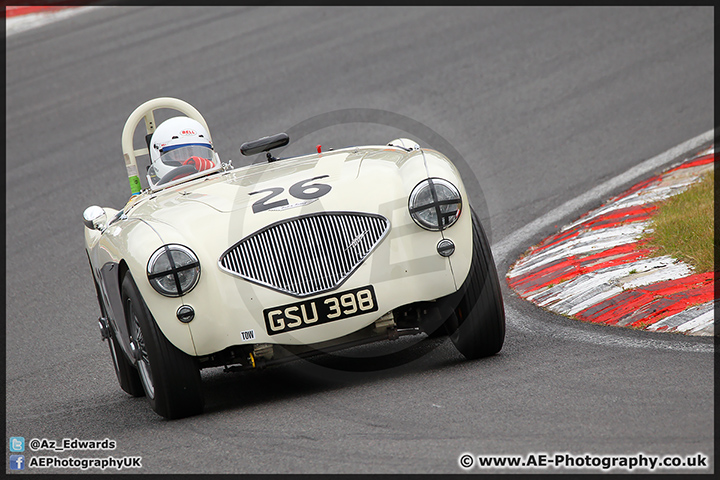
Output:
[5, 6, 715, 474]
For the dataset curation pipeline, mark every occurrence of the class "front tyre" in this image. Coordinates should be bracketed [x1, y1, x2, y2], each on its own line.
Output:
[121, 272, 204, 419]
[445, 208, 505, 359]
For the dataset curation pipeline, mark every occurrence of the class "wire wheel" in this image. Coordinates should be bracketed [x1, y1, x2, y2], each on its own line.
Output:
[121, 272, 204, 419]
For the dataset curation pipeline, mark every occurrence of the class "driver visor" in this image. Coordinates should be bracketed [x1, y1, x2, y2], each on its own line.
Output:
[158, 143, 214, 167]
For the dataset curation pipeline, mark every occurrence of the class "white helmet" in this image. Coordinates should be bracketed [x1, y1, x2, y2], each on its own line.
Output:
[147, 116, 218, 188]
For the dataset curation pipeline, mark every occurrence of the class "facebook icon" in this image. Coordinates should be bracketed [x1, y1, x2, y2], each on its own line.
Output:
[10, 455, 25, 470]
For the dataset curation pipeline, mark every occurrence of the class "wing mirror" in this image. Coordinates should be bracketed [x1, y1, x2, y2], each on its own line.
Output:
[83, 205, 107, 231]
[240, 133, 290, 162]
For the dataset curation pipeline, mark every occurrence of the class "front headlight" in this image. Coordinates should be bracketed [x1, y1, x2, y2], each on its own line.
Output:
[408, 178, 462, 231]
[147, 244, 200, 297]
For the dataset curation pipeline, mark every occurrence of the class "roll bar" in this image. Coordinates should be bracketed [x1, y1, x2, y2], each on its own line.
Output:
[121, 97, 212, 195]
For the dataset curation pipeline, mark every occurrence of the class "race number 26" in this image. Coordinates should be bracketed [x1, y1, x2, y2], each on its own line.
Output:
[250, 176, 331, 213]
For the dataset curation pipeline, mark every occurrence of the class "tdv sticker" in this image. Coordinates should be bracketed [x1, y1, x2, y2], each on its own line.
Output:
[264, 285, 378, 335]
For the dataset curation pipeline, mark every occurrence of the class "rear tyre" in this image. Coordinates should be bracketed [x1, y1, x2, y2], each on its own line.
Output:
[121, 272, 204, 419]
[445, 208, 505, 359]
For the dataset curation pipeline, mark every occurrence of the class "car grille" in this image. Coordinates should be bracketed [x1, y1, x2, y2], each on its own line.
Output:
[219, 212, 390, 297]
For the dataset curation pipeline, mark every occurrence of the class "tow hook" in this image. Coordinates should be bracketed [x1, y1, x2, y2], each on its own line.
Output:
[98, 317, 111, 341]
[386, 327, 400, 341]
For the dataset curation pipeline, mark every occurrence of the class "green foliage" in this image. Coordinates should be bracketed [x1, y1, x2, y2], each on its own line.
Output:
[644, 170, 714, 273]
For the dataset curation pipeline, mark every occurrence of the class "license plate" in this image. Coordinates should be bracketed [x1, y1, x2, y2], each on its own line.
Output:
[263, 285, 378, 336]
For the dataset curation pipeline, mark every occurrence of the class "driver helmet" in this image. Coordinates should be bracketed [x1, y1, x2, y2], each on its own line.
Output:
[148, 116, 216, 186]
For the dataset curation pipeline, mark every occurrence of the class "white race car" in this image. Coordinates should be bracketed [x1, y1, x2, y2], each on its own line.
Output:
[83, 97, 505, 419]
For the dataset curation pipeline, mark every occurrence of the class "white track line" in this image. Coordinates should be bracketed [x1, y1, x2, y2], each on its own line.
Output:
[491, 129, 715, 262]
[6, 6, 100, 37]
[505, 304, 713, 353]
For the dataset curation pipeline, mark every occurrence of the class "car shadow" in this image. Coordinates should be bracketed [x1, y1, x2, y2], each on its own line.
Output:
[199, 335, 473, 416]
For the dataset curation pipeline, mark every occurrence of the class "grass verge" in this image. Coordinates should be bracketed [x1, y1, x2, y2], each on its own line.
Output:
[643, 169, 714, 273]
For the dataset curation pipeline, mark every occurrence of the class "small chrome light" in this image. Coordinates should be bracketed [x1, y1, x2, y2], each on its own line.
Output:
[437, 239, 455, 257]
[83, 205, 107, 231]
[147, 244, 201, 297]
[408, 178, 462, 231]
[176, 305, 195, 323]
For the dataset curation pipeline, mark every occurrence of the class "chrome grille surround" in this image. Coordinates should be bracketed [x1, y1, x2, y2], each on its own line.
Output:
[219, 212, 390, 297]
